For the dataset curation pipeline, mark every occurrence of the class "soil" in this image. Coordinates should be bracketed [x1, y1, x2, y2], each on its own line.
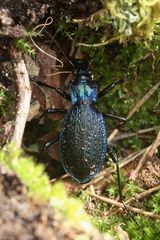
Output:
[0, 167, 61, 240]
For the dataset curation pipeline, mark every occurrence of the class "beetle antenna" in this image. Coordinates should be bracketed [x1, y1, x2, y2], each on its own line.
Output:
[54, 39, 76, 68]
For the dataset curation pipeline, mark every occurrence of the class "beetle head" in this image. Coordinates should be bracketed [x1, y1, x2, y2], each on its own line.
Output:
[69, 57, 93, 81]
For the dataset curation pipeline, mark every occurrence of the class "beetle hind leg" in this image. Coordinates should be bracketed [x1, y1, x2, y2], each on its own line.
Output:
[107, 145, 137, 223]
[38, 108, 67, 121]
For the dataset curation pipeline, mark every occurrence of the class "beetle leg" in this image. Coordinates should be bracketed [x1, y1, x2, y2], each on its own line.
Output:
[107, 145, 136, 222]
[36, 81, 71, 101]
[98, 78, 124, 99]
[38, 136, 59, 162]
[43, 137, 59, 149]
[107, 146, 123, 201]
[102, 113, 126, 122]
[39, 108, 67, 120]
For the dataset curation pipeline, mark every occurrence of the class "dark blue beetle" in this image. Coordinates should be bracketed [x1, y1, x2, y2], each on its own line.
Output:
[60, 65, 107, 183]
[38, 59, 125, 184]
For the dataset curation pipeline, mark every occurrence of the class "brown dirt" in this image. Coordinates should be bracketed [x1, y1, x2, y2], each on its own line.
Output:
[0, 167, 59, 240]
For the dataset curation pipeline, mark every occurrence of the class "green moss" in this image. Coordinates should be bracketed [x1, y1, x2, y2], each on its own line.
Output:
[147, 191, 160, 214]
[0, 87, 16, 117]
[16, 38, 36, 57]
[126, 216, 160, 240]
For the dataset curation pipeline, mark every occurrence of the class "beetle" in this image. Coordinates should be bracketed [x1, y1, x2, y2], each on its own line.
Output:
[38, 60, 126, 180]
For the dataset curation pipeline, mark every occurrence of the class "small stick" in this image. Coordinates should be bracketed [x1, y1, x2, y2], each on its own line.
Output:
[116, 185, 160, 207]
[127, 82, 160, 120]
[129, 146, 151, 180]
[108, 129, 119, 143]
[119, 147, 148, 167]
[147, 130, 160, 160]
[77, 36, 121, 47]
[113, 126, 160, 142]
[133, 184, 160, 202]
[88, 192, 160, 219]
[11, 59, 31, 147]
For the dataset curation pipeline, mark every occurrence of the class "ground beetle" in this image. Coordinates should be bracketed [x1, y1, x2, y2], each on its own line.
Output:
[38, 60, 126, 182]
[37, 42, 134, 218]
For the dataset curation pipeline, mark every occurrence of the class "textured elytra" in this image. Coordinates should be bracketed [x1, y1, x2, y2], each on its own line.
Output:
[59, 101, 107, 183]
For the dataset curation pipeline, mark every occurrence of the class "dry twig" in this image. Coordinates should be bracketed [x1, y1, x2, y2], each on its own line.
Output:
[127, 82, 160, 119]
[77, 36, 122, 47]
[129, 146, 151, 180]
[131, 184, 160, 202]
[113, 126, 160, 142]
[88, 192, 160, 219]
[147, 130, 160, 160]
[11, 59, 31, 147]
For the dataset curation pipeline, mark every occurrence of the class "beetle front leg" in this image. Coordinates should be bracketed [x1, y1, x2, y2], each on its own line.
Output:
[38, 109, 66, 160]
[36, 81, 71, 101]
[98, 78, 124, 99]
[103, 113, 126, 123]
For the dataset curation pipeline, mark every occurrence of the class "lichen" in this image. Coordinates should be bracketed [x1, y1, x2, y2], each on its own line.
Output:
[75, 0, 160, 44]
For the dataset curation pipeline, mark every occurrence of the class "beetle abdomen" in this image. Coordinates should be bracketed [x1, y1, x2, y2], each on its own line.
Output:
[59, 101, 107, 183]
